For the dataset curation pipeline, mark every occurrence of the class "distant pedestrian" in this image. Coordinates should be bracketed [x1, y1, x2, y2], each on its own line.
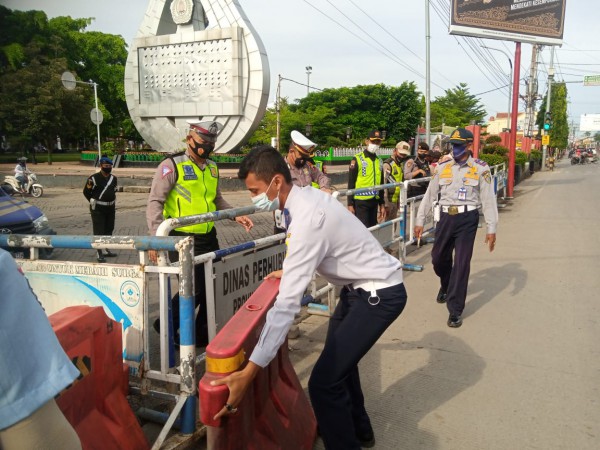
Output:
[347, 130, 386, 227]
[414, 128, 498, 328]
[83, 156, 118, 262]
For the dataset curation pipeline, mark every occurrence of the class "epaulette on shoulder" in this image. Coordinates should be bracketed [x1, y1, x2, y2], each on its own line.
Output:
[439, 159, 453, 166]
[474, 158, 488, 167]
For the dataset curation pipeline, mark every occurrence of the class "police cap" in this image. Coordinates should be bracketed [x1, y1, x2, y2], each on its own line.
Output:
[395, 141, 411, 156]
[368, 130, 383, 142]
[186, 120, 224, 143]
[449, 127, 474, 144]
[290, 130, 317, 157]
[99, 156, 113, 165]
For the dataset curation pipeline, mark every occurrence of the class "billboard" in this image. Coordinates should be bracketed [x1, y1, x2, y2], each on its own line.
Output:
[580, 114, 600, 132]
[449, 0, 567, 45]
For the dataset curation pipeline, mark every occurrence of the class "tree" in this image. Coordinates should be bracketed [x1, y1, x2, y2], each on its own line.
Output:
[0, 6, 137, 160]
[430, 83, 487, 128]
[537, 82, 569, 149]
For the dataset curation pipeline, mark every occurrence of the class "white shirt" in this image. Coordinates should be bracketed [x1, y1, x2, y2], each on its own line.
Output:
[250, 185, 402, 367]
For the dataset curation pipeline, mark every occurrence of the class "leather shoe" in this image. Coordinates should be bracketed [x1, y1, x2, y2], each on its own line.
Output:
[356, 429, 376, 448]
[447, 315, 463, 328]
[436, 287, 447, 303]
[104, 250, 117, 257]
[97, 255, 106, 263]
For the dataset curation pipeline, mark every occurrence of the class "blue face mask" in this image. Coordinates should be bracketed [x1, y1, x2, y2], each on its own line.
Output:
[452, 144, 468, 161]
[251, 177, 280, 212]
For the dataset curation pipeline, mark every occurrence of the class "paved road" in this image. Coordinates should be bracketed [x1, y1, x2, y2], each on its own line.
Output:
[10, 158, 600, 449]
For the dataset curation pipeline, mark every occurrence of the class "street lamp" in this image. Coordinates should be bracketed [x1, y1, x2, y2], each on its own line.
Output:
[305, 66, 312, 96]
[305, 123, 313, 138]
[61, 71, 102, 162]
[481, 46, 513, 132]
[382, 130, 387, 141]
[346, 126, 352, 143]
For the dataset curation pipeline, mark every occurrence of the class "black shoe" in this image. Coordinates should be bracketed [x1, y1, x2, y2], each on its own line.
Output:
[104, 250, 117, 257]
[447, 315, 463, 328]
[436, 288, 447, 304]
[97, 255, 106, 263]
[356, 429, 376, 448]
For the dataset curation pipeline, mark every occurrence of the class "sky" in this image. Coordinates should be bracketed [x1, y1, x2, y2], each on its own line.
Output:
[3, 0, 600, 136]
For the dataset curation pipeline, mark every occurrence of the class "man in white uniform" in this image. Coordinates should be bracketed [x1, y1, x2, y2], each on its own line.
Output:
[210, 145, 408, 450]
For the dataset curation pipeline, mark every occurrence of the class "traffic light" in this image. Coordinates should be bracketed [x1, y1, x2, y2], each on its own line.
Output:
[543, 111, 552, 131]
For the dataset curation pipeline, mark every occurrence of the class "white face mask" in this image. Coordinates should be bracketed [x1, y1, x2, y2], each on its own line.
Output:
[251, 177, 280, 212]
[367, 143, 380, 153]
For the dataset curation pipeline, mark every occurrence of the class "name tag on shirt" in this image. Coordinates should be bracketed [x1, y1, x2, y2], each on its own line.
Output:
[457, 187, 467, 201]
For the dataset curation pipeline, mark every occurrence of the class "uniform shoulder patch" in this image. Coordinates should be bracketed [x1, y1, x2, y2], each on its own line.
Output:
[474, 158, 488, 167]
[482, 170, 492, 184]
[161, 164, 173, 178]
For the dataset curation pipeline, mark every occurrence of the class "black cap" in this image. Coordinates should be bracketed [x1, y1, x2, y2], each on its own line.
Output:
[418, 142, 430, 151]
[449, 127, 474, 144]
[368, 130, 383, 141]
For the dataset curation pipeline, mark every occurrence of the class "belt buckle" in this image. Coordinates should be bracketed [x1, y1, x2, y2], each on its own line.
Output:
[448, 206, 459, 215]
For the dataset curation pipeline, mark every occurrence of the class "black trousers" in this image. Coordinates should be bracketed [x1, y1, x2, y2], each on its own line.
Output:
[308, 282, 407, 450]
[90, 205, 115, 257]
[168, 228, 220, 343]
[431, 210, 479, 317]
[354, 199, 379, 228]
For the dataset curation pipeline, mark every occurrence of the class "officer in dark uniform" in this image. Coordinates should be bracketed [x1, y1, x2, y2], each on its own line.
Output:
[347, 130, 386, 227]
[83, 156, 118, 262]
[414, 128, 498, 328]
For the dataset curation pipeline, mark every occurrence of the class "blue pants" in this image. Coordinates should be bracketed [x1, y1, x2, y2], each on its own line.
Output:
[308, 283, 407, 449]
[431, 210, 479, 317]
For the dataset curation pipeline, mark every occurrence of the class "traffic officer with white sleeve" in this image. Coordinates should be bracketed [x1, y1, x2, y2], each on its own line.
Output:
[210, 145, 408, 450]
[414, 128, 497, 328]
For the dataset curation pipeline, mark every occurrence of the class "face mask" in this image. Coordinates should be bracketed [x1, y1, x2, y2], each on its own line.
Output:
[251, 177, 280, 212]
[190, 140, 214, 158]
[294, 157, 306, 168]
[452, 145, 468, 160]
[367, 143, 380, 153]
[101, 167, 112, 174]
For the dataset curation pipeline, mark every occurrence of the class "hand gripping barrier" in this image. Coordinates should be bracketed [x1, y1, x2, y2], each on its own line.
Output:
[50, 306, 149, 450]
[199, 279, 317, 450]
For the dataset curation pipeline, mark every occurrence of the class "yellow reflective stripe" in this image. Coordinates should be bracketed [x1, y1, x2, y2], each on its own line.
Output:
[206, 348, 246, 374]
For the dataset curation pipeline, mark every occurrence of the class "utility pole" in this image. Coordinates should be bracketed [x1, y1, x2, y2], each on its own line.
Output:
[542, 48, 555, 171]
[425, 0, 431, 146]
[525, 45, 539, 137]
[276, 74, 281, 151]
[305, 66, 312, 96]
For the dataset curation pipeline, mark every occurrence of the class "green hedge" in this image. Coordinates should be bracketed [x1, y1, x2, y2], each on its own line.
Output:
[478, 154, 505, 166]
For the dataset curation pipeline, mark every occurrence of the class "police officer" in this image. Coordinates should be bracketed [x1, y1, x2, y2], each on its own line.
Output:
[83, 156, 118, 262]
[146, 121, 253, 346]
[211, 145, 407, 450]
[286, 130, 331, 192]
[347, 130, 386, 227]
[414, 128, 498, 328]
[404, 141, 431, 198]
[383, 141, 411, 220]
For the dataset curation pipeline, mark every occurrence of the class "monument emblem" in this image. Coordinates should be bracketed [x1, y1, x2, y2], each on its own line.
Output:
[125, 0, 270, 153]
[170, 0, 194, 25]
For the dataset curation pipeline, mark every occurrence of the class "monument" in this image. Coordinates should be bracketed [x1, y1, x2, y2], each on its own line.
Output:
[124, 0, 270, 153]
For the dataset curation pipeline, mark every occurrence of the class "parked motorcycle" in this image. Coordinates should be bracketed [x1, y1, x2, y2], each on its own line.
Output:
[2, 171, 44, 197]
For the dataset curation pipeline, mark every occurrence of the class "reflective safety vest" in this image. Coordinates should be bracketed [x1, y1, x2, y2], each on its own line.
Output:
[163, 154, 219, 234]
[387, 159, 403, 203]
[354, 152, 382, 200]
[311, 160, 325, 189]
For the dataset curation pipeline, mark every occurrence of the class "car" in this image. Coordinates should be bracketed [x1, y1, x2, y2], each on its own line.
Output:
[0, 185, 55, 258]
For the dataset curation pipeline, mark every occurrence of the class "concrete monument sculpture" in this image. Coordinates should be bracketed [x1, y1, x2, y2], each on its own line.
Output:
[124, 0, 270, 153]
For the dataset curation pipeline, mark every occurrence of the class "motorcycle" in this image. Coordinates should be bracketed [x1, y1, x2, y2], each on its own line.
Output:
[2, 171, 44, 197]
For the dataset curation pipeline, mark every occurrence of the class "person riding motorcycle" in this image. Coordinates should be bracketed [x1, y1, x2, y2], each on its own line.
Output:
[14, 158, 29, 192]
